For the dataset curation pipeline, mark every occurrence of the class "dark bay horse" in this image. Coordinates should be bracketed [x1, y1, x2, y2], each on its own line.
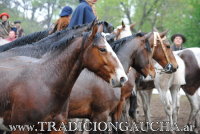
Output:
[0, 21, 113, 53]
[0, 24, 127, 133]
[112, 27, 179, 73]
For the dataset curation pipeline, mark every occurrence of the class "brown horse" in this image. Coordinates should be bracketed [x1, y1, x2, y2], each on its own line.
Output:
[67, 33, 155, 129]
[0, 24, 127, 133]
[113, 26, 178, 73]
[67, 31, 178, 133]
[113, 30, 179, 130]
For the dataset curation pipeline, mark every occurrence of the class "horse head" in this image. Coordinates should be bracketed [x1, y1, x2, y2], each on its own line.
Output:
[83, 23, 128, 87]
[145, 30, 178, 73]
[132, 33, 156, 78]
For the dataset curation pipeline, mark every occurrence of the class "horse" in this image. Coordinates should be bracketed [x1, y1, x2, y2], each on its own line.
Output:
[0, 24, 127, 133]
[135, 54, 185, 130]
[108, 29, 179, 134]
[177, 48, 200, 133]
[113, 21, 135, 40]
[133, 48, 200, 133]
[113, 24, 178, 73]
[0, 21, 113, 54]
[67, 30, 179, 133]
[67, 32, 155, 133]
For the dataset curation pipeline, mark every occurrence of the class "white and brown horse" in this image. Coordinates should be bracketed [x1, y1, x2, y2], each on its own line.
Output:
[135, 47, 200, 133]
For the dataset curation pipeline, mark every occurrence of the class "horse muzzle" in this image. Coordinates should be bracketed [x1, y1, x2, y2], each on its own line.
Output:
[164, 63, 177, 73]
[110, 75, 128, 88]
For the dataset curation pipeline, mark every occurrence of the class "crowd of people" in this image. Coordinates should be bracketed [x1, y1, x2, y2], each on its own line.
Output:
[0, 0, 186, 50]
[0, 12, 24, 45]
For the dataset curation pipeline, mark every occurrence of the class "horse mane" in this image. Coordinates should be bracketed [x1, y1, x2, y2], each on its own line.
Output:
[49, 32, 88, 53]
[49, 32, 103, 53]
[110, 32, 144, 52]
[0, 23, 93, 53]
[0, 30, 49, 52]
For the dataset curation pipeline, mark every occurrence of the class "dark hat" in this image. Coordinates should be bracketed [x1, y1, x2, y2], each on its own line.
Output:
[0, 12, 10, 19]
[60, 6, 73, 17]
[171, 34, 186, 43]
[14, 21, 21, 24]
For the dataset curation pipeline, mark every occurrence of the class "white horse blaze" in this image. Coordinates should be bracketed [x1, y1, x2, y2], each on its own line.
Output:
[102, 33, 128, 85]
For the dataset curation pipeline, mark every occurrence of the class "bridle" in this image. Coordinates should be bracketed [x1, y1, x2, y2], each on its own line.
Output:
[151, 32, 174, 73]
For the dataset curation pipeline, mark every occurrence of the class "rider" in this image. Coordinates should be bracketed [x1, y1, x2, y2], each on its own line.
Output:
[171, 34, 186, 51]
[50, 6, 73, 34]
[68, 0, 98, 28]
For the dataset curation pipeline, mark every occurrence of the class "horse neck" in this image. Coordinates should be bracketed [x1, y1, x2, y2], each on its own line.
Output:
[41, 37, 85, 99]
[117, 38, 140, 73]
[17, 27, 89, 58]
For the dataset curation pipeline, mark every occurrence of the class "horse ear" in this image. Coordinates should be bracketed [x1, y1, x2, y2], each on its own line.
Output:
[89, 18, 97, 30]
[97, 24, 104, 33]
[89, 24, 98, 40]
[153, 27, 159, 32]
[122, 21, 125, 28]
[159, 30, 168, 38]
[144, 32, 152, 40]
[130, 23, 136, 30]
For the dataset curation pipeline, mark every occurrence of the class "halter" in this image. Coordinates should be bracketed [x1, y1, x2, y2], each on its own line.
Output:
[151, 32, 173, 73]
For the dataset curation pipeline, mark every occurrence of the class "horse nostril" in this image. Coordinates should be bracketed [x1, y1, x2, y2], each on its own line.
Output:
[120, 77, 126, 85]
[173, 68, 177, 72]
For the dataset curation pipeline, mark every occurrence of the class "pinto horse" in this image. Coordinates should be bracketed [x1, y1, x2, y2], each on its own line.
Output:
[132, 48, 200, 133]
[178, 48, 200, 133]
[0, 24, 127, 133]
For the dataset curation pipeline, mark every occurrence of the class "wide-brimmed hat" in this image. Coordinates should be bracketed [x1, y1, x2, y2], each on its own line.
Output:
[171, 34, 186, 43]
[0, 12, 10, 19]
[60, 6, 73, 17]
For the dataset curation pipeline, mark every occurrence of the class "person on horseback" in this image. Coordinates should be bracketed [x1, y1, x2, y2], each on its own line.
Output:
[171, 34, 186, 51]
[68, 0, 98, 28]
[49, 6, 73, 34]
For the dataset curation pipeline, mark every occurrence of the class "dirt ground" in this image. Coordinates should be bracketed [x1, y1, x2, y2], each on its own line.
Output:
[68, 94, 195, 134]
[134, 94, 193, 134]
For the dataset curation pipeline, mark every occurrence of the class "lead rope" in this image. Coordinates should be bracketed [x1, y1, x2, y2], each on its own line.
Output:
[154, 32, 171, 64]
[153, 32, 171, 74]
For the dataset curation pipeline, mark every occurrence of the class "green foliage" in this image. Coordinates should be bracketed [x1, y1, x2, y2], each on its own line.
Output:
[96, 0, 200, 47]
[0, 0, 199, 47]
[0, 3, 44, 34]
[96, 0, 124, 27]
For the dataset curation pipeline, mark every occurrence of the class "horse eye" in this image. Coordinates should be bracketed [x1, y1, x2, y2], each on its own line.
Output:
[166, 45, 170, 48]
[99, 48, 107, 53]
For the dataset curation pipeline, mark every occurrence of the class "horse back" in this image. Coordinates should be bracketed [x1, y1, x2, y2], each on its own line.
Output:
[178, 48, 200, 95]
